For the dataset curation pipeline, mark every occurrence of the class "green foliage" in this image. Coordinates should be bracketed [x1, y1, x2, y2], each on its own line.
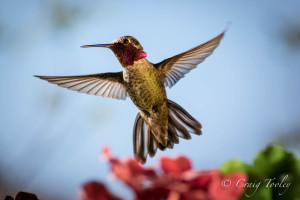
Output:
[221, 144, 300, 200]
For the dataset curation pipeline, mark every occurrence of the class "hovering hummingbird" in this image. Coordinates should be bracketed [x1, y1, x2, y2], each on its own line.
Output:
[36, 31, 225, 163]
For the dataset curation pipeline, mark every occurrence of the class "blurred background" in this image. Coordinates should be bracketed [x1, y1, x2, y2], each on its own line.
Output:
[0, 0, 300, 199]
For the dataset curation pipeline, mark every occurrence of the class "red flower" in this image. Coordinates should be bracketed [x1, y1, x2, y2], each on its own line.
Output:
[102, 148, 247, 200]
[102, 146, 157, 191]
[5, 192, 39, 200]
[161, 156, 192, 174]
[209, 171, 246, 200]
[79, 181, 123, 200]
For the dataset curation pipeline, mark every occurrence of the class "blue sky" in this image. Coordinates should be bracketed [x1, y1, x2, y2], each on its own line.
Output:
[0, 1, 300, 199]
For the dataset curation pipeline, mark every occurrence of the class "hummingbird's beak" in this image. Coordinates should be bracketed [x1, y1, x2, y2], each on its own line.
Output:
[81, 44, 114, 48]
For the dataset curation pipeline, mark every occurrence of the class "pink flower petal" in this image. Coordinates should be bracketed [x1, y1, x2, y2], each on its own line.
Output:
[209, 172, 247, 200]
[181, 190, 209, 200]
[80, 181, 122, 200]
[135, 187, 169, 200]
[161, 156, 192, 174]
[102, 147, 156, 190]
[187, 170, 219, 190]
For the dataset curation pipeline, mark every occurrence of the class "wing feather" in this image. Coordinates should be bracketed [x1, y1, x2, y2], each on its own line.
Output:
[35, 72, 127, 100]
[155, 31, 225, 88]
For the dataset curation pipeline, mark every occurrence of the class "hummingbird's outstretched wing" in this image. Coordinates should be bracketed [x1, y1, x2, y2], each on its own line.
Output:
[154, 31, 225, 88]
[35, 72, 127, 100]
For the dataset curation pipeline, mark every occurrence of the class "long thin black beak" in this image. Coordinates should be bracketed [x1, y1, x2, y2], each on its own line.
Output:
[81, 44, 113, 48]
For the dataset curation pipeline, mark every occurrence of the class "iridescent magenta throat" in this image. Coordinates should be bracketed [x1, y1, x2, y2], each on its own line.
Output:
[112, 44, 147, 66]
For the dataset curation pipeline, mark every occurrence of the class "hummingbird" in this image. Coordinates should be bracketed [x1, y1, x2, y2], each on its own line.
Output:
[35, 31, 225, 163]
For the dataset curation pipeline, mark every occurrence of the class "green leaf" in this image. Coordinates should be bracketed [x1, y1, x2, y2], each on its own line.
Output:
[221, 160, 249, 174]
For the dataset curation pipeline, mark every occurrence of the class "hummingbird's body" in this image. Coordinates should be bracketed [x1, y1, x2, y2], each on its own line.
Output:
[36, 31, 225, 163]
[123, 58, 169, 145]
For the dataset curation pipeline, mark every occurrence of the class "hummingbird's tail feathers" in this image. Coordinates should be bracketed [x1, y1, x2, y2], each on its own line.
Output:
[133, 112, 173, 164]
[133, 100, 202, 164]
[147, 127, 158, 157]
[167, 99, 202, 136]
[133, 112, 157, 164]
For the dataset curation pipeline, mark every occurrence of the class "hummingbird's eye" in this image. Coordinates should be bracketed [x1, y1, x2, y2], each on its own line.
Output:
[123, 39, 129, 44]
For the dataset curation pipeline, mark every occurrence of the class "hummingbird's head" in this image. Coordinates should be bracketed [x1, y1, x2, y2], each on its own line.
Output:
[81, 36, 147, 67]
